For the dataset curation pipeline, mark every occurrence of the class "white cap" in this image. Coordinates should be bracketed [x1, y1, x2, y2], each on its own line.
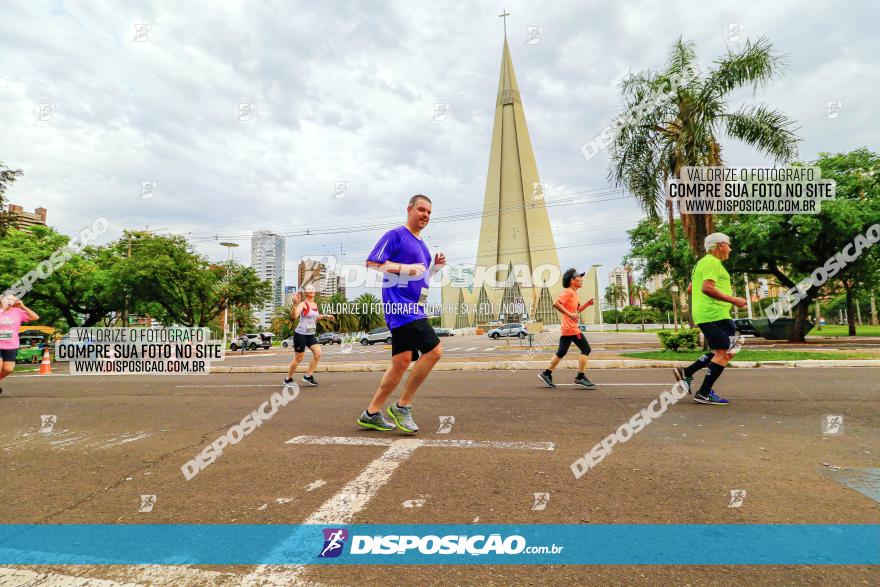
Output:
[303, 284, 316, 293]
[704, 232, 731, 252]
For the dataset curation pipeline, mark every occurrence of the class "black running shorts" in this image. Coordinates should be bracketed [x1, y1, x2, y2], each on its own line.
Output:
[555, 334, 591, 358]
[391, 318, 440, 361]
[293, 332, 319, 353]
[697, 319, 736, 350]
[0, 348, 18, 362]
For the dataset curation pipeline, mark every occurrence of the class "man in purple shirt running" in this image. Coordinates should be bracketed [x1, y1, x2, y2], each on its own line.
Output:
[357, 194, 445, 433]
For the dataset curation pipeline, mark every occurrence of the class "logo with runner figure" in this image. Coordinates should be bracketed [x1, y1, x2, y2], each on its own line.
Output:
[39, 415, 57, 434]
[319, 528, 349, 558]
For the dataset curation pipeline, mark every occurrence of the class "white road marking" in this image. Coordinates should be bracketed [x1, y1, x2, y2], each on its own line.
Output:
[176, 384, 282, 388]
[0, 567, 134, 586]
[304, 480, 326, 492]
[243, 434, 554, 585]
[552, 382, 669, 386]
[464, 347, 479, 351]
[95, 432, 152, 449]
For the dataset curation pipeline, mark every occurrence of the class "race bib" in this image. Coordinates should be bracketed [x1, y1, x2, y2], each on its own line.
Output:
[0, 330, 13, 340]
[305, 325, 316, 335]
[418, 288, 429, 306]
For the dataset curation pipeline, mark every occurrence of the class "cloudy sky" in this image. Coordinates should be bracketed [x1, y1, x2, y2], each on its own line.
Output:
[2, 0, 877, 299]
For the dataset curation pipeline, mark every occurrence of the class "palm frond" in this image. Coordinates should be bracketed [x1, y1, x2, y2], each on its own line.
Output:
[704, 37, 786, 98]
[722, 104, 800, 163]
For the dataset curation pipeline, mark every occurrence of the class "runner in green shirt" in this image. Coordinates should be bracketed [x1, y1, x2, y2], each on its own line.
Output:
[672, 233, 747, 405]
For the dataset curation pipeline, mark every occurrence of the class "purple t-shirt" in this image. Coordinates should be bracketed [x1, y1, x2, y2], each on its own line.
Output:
[366, 226, 432, 330]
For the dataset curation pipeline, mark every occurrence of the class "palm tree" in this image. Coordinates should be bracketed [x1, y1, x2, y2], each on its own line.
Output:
[604, 284, 626, 331]
[323, 292, 358, 333]
[354, 292, 385, 332]
[269, 303, 295, 339]
[609, 37, 800, 255]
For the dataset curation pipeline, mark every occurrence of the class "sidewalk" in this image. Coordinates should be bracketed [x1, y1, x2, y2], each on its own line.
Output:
[214, 357, 880, 374]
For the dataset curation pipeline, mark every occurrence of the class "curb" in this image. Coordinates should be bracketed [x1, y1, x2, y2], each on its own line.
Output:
[212, 359, 880, 374]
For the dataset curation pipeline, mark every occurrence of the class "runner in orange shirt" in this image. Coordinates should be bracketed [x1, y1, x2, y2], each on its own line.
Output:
[538, 268, 596, 389]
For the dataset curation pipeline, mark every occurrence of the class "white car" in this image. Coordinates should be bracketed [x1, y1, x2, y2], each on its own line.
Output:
[360, 327, 391, 345]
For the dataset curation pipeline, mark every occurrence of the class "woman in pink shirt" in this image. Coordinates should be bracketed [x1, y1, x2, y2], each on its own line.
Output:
[0, 295, 40, 394]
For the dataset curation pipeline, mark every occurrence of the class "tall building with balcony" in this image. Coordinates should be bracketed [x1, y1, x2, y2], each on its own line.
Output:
[251, 231, 285, 327]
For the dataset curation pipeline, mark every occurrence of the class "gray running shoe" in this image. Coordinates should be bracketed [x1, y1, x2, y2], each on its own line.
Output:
[574, 375, 597, 389]
[387, 403, 419, 433]
[538, 371, 556, 388]
[357, 410, 397, 431]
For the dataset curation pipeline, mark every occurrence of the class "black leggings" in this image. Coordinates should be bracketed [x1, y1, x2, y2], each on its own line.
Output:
[555, 334, 591, 358]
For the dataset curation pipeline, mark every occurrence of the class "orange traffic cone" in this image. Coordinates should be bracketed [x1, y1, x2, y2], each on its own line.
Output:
[38, 348, 52, 375]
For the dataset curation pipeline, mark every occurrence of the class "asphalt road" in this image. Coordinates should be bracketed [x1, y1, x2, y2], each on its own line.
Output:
[213, 332, 880, 368]
[1, 367, 878, 585]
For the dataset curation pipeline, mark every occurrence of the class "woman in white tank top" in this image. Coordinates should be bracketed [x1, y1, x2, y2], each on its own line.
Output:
[284, 284, 335, 387]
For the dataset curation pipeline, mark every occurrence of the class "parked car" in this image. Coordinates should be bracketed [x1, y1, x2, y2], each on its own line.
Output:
[433, 327, 454, 337]
[360, 327, 391, 345]
[486, 323, 527, 339]
[230, 333, 273, 351]
[734, 318, 759, 337]
[317, 332, 343, 345]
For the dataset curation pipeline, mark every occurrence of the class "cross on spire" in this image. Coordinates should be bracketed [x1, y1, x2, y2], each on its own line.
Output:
[499, 9, 510, 38]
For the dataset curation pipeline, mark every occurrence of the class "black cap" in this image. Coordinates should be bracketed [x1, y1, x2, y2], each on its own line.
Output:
[563, 268, 585, 287]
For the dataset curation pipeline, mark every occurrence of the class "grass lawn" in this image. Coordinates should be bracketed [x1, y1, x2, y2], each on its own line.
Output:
[808, 324, 880, 337]
[621, 349, 875, 362]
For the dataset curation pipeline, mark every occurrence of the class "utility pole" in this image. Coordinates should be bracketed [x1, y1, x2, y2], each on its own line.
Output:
[671, 284, 679, 332]
[744, 273, 753, 319]
[220, 242, 240, 349]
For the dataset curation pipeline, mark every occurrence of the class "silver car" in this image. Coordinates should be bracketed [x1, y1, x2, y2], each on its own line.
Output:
[486, 323, 527, 339]
[360, 327, 392, 345]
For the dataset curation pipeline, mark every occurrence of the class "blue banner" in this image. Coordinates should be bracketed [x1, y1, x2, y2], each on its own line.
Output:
[0, 524, 876, 565]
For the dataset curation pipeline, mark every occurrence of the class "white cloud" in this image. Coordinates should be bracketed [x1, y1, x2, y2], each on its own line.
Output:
[1, 0, 877, 299]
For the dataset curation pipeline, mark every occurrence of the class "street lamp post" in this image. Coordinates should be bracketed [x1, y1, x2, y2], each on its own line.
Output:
[671, 284, 680, 332]
[591, 264, 604, 333]
[219, 242, 239, 349]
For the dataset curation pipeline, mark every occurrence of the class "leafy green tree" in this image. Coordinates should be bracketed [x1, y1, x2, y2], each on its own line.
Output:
[0, 161, 24, 236]
[608, 37, 799, 255]
[718, 148, 880, 340]
[622, 304, 660, 324]
[625, 217, 695, 323]
[644, 289, 673, 313]
[116, 231, 271, 327]
[0, 226, 120, 328]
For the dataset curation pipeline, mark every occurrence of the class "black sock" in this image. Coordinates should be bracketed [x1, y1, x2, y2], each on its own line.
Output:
[698, 363, 725, 396]
[577, 372, 585, 379]
[543, 369, 552, 376]
[684, 353, 715, 377]
[366, 409, 377, 417]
